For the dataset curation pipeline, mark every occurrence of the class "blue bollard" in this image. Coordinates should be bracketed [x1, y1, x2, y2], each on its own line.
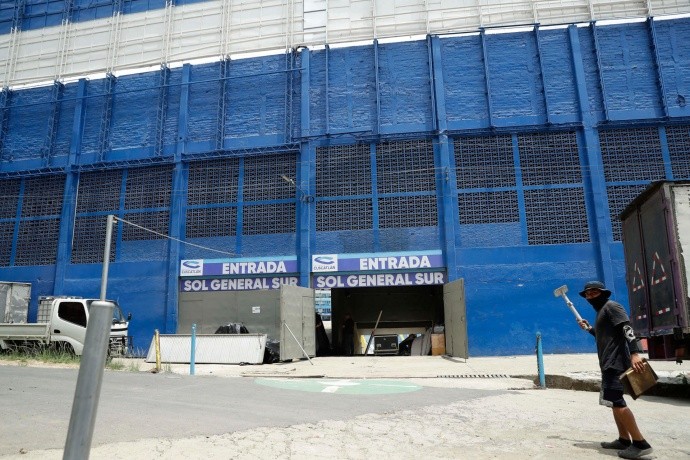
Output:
[190, 323, 196, 376]
[536, 332, 545, 388]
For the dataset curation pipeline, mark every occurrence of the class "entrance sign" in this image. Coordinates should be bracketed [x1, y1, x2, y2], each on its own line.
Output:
[180, 257, 298, 277]
[311, 251, 443, 273]
[180, 277, 299, 292]
[313, 271, 446, 288]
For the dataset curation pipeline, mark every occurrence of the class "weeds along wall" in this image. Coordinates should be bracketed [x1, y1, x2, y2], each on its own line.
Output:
[1, 19, 690, 355]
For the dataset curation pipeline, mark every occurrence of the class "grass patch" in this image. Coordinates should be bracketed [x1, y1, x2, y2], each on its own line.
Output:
[0, 347, 80, 365]
[106, 358, 141, 372]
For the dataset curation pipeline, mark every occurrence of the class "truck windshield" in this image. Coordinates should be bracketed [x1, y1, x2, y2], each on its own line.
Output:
[112, 307, 126, 323]
[86, 300, 126, 322]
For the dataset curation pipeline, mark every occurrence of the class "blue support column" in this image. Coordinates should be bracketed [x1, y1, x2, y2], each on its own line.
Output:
[53, 79, 87, 295]
[298, 48, 313, 287]
[216, 59, 228, 151]
[512, 134, 528, 244]
[164, 64, 191, 334]
[534, 25, 551, 125]
[430, 35, 458, 280]
[374, 39, 381, 136]
[42, 81, 63, 167]
[98, 73, 116, 162]
[285, 49, 295, 143]
[569, 25, 615, 287]
[591, 22, 611, 122]
[0, 88, 10, 163]
[325, 45, 330, 136]
[236, 157, 244, 255]
[300, 49, 310, 139]
[155, 65, 170, 157]
[298, 143, 315, 287]
[647, 17, 669, 118]
[10, 180, 24, 266]
[479, 29, 494, 128]
[370, 144, 380, 251]
[658, 126, 673, 179]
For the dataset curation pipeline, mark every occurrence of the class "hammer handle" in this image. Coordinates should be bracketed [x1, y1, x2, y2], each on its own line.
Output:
[563, 295, 583, 322]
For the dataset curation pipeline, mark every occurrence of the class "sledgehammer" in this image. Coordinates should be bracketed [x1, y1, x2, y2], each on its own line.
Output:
[553, 285, 583, 322]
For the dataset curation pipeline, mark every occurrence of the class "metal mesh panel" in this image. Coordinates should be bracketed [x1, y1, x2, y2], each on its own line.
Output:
[666, 125, 690, 180]
[187, 158, 239, 205]
[76, 170, 123, 213]
[316, 199, 372, 231]
[243, 203, 295, 235]
[21, 175, 65, 217]
[524, 188, 590, 244]
[122, 211, 170, 241]
[71, 216, 116, 263]
[186, 207, 237, 238]
[15, 219, 60, 265]
[599, 128, 665, 182]
[518, 132, 581, 186]
[243, 154, 297, 202]
[0, 222, 13, 266]
[606, 184, 649, 241]
[316, 145, 372, 196]
[458, 191, 519, 224]
[124, 165, 173, 210]
[0, 179, 20, 218]
[454, 135, 515, 188]
[376, 140, 436, 193]
[379, 195, 438, 228]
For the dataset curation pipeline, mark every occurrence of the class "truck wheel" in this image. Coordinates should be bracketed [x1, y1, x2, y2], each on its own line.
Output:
[54, 342, 75, 356]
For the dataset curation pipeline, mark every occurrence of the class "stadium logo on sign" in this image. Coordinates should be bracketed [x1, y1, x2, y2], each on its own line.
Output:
[312, 255, 338, 272]
[180, 259, 203, 276]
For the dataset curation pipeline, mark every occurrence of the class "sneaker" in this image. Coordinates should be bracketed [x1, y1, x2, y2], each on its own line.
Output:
[618, 445, 653, 459]
[601, 439, 631, 449]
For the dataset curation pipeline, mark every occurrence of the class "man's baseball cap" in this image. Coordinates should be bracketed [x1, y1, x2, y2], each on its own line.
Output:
[579, 280, 612, 297]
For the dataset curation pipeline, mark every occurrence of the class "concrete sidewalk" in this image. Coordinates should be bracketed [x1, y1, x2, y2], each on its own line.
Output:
[138, 353, 689, 396]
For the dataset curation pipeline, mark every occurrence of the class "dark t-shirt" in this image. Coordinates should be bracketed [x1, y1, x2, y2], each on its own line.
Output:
[594, 299, 632, 372]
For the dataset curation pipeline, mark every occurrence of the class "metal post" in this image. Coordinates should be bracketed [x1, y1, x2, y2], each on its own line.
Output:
[64, 214, 117, 459]
[99, 214, 114, 301]
[190, 324, 196, 375]
[63, 301, 114, 459]
[536, 332, 546, 389]
[155, 329, 161, 372]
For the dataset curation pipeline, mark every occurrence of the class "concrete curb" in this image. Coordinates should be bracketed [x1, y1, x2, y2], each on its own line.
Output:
[520, 373, 690, 399]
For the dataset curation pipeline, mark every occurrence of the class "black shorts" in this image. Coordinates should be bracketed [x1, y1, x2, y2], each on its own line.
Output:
[600, 369, 627, 408]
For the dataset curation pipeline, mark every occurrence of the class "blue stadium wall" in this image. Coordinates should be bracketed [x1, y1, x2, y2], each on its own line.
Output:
[1, 18, 690, 356]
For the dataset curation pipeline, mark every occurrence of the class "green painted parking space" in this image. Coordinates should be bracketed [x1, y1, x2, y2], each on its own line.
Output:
[255, 378, 422, 394]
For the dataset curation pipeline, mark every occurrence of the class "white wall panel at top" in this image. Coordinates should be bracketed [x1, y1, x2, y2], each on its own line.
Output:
[312, 0, 374, 43]
[1, 0, 689, 87]
[117, 10, 168, 68]
[63, 20, 113, 78]
[9, 30, 63, 85]
[169, 3, 223, 63]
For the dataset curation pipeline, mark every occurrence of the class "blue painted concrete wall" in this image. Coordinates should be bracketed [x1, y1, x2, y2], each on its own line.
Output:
[1, 19, 690, 356]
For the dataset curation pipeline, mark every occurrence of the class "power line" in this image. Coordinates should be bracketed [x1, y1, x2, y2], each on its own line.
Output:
[114, 216, 239, 257]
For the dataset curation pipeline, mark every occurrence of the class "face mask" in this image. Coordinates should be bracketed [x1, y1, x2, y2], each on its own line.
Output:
[587, 294, 609, 310]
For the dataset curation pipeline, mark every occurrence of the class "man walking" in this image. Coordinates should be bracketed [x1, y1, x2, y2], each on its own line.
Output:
[577, 281, 653, 459]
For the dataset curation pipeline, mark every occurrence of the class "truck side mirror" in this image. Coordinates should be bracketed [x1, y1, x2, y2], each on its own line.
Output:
[127, 312, 132, 321]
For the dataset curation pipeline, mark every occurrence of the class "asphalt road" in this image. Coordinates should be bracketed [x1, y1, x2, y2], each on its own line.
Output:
[1, 366, 499, 456]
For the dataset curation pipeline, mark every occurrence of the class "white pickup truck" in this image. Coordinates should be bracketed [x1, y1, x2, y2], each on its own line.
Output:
[0, 296, 131, 356]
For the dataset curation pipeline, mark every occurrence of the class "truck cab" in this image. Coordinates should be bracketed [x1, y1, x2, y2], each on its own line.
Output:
[40, 297, 131, 356]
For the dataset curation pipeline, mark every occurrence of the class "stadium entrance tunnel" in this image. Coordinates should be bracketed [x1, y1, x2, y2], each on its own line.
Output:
[326, 282, 466, 357]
